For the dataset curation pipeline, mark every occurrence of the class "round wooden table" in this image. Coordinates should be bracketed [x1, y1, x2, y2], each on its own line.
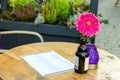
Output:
[0, 42, 120, 80]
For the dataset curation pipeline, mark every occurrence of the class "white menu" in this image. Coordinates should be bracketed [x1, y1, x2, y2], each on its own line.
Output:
[21, 50, 74, 77]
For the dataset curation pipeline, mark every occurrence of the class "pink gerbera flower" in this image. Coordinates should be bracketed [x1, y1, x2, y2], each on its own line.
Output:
[76, 12, 101, 37]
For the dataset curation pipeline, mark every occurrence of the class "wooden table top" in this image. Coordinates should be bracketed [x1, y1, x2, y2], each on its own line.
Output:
[0, 42, 120, 80]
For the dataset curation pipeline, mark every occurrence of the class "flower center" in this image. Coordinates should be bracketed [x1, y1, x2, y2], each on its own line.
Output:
[86, 20, 92, 27]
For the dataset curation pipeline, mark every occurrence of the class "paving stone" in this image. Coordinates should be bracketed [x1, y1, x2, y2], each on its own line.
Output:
[96, 0, 120, 58]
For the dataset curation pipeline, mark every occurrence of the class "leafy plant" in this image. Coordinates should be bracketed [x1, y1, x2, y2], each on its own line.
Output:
[97, 13, 109, 24]
[14, 3, 36, 21]
[57, 0, 70, 21]
[0, 0, 95, 27]
[67, 12, 80, 28]
[42, 0, 57, 24]
[42, 0, 70, 24]
[7, 0, 40, 21]
[9, 0, 38, 10]
[72, 0, 83, 8]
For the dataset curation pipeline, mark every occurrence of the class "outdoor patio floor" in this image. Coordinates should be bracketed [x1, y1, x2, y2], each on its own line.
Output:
[95, 0, 120, 58]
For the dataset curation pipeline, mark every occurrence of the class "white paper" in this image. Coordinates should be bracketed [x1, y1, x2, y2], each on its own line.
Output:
[21, 50, 74, 77]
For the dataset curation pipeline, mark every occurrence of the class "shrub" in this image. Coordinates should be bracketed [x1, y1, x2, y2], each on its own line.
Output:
[0, 0, 92, 27]
[42, 0, 70, 24]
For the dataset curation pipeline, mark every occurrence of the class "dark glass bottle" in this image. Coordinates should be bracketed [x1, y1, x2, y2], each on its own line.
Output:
[74, 37, 89, 74]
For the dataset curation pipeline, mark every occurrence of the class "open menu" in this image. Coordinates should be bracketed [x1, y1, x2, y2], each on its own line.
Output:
[21, 50, 74, 77]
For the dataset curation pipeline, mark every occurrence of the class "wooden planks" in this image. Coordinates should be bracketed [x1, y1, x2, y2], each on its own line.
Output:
[0, 42, 120, 80]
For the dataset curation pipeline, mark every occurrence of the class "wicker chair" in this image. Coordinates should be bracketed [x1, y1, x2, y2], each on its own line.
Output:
[0, 30, 44, 53]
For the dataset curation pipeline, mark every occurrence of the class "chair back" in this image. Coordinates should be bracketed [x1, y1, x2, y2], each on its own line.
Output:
[0, 30, 44, 53]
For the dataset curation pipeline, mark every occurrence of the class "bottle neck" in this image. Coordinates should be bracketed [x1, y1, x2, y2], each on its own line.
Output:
[80, 37, 87, 45]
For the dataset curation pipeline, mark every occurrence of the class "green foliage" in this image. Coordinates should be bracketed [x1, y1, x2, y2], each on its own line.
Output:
[67, 12, 80, 28]
[67, 0, 90, 28]
[79, 2, 90, 12]
[42, 0, 70, 24]
[69, 0, 90, 16]
[9, 0, 39, 10]
[98, 13, 109, 24]
[4, 0, 40, 22]
[101, 19, 109, 24]
[0, 11, 11, 20]
[42, 0, 57, 24]
[72, 0, 83, 7]
[1, 0, 94, 27]
[57, 0, 70, 20]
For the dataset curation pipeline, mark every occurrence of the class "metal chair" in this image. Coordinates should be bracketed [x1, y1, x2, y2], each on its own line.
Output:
[0, 30, 44, 53]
